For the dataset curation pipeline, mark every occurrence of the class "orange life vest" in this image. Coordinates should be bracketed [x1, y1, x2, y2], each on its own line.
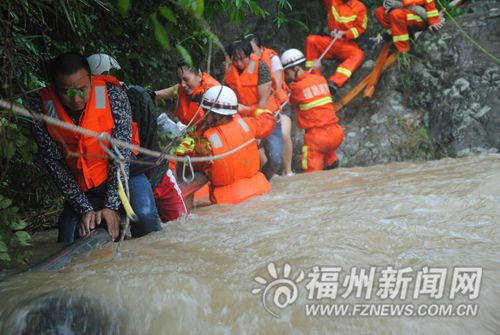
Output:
[203, 115, 271, 204]
[260, 47, 290, 106]
[174, 72, 220, 125]
[225, 54, 281, 115]
[39, 75, 140, 192]
[290, 72, 338, 130]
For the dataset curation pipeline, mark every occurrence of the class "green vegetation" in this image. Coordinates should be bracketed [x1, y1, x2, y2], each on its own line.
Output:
[0, 0, 437, 265]
[0, 0, 294, 265]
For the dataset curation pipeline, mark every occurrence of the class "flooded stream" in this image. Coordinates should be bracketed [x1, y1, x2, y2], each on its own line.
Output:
[1, 154, 499, 334]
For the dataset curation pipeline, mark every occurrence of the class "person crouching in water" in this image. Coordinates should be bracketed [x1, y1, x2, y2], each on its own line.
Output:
[281, 49, 344, 172]
[183, 85, 277, 204]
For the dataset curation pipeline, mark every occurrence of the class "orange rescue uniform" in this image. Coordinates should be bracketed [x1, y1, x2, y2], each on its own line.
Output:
[174, 72, 220, 125]
[39, 75, 140, 192]
[225, 54, 281, 116]
[289, 72, 344, 172]
[374, 0, 440, 53]
[196, 112, 276, 204]
[305, 0, 367, 87]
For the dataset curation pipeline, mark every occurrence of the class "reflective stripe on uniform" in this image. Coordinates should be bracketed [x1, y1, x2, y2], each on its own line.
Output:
[350, 27, 359, 39]
[362, 15, 368, 29]
[247, 60, 256, 74]
[393, 34, 410, 42]
[210, 133, 223, 149]
[305, 60, 314, 68]
[386, 28, 393, 35]
[45, 100, 57, 119]
[331, 6, 357, 23]
[299, 96, 333, 111]
[95, 86, 106, 109]
[427, 10, 439, 18]
[237, 118, 250, 132]
[336, 67, 352, 78]
[407, 13, 423, 22]
[301, 146, 308, 170]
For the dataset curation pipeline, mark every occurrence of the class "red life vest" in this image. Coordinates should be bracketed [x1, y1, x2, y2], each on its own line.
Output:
[174, 72, 220, 125]
[203, 115, 271, 204]
[225, 54, 281, 115]
[39, 75, 140, 192]
[260, 47, 290, 106]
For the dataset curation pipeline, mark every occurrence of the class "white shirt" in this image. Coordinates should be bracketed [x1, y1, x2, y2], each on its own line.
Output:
[270, 54, 284, 72]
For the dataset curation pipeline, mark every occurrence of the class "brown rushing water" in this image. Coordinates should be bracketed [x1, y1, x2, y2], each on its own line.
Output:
[0, 154, 499, 334]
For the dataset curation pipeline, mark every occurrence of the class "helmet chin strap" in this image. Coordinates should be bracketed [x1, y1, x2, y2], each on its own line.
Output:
[294, 66, 300, 80]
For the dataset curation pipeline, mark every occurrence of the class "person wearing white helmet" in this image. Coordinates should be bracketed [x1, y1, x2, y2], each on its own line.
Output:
[87, 53, 189, 224]
[182, 85, 277, 204]
[32, 52, 161, 242]
[86, 53, 121, 75]
[281, 48, 344, 172]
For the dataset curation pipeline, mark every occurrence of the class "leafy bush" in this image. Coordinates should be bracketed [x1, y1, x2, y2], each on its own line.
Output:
[0, 0, 294, 265]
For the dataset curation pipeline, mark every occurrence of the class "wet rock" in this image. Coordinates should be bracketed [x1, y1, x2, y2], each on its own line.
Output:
[338, 4, 500, 167]
[212, 1, 499, 170]
[3, 290, 127, 335]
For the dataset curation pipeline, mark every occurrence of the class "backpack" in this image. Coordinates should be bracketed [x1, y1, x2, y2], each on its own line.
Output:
[124, 84, 168, 188]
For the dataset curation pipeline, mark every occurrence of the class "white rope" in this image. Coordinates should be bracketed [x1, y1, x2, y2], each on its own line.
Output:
[308, 35, 339, 73]
[0, 99, 256, 163]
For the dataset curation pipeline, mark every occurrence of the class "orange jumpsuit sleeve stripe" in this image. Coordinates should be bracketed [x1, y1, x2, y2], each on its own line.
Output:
[345, 4, 368, 40]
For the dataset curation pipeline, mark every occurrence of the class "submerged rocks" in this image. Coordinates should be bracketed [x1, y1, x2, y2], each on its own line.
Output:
[3, 290, 127, 335]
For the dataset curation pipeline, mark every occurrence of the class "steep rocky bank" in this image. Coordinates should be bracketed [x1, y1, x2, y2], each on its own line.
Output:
[212, 1, 499, 170]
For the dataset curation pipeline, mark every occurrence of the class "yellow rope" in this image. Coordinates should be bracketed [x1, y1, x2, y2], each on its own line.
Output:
[436, 0, 499, 63]
[118, 178, 136, 220]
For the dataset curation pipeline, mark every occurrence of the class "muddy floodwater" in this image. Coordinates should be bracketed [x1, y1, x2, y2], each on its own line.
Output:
[1, 154, 499, 334]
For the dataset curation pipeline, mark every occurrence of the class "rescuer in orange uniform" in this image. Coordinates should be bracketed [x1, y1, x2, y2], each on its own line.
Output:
[183, 85, 277, 204]
[305, 0, 367, 92]
[32, 52, 161, 243]
[375, 0, 444, 53]
[154, 61, 220, 127]
[225, 39, 283, 180]
[281, 49, 344, 172]
[245, 33, 295, 177]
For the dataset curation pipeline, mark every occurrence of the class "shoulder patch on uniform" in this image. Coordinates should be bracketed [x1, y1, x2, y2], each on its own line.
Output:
[209, 133, 223, 149]
[237, 118, 250, 132]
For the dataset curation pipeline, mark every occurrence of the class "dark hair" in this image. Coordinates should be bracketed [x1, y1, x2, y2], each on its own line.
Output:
[49, 52, 91, 86]
[176, 61, 202, 75]
[244, 33, 262, 48]
[227, 39, 253, 58]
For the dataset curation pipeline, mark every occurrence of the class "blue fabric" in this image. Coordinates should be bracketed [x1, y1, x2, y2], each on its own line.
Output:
[261, 120, 284, 180]
[57, 174, 161, 243]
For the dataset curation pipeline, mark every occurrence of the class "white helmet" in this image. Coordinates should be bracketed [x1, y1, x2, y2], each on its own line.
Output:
[200, 85, 238, 116]
[280, 48, 306, 69]
[87, 53, 121, 75]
